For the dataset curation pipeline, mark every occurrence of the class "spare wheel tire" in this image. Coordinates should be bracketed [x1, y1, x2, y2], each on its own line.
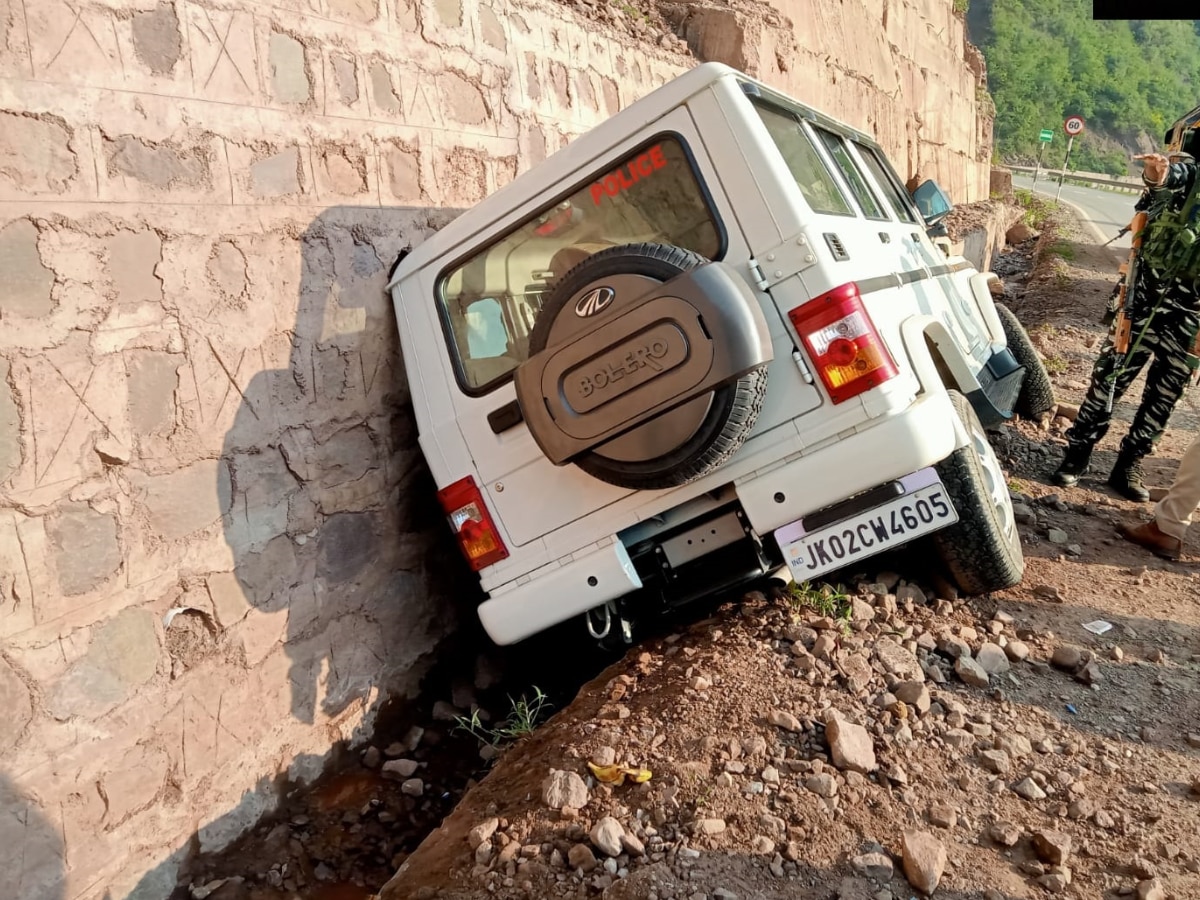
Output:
[529, 243, 769, 491]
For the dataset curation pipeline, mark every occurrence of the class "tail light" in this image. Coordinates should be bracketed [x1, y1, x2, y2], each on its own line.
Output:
[437, 476, 509, 571]
[788, 282, 899, 403]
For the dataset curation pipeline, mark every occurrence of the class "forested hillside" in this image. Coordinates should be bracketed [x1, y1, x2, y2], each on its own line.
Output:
[968, 2, 1200, 175]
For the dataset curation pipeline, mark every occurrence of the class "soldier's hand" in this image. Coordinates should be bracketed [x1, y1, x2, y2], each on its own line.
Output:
[1134, 152, 1169, 186]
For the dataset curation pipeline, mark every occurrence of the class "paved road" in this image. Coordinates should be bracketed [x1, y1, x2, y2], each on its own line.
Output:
[1013, 173, 1138, 250]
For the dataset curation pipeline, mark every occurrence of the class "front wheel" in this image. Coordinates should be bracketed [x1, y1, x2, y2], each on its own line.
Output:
[931, 390, 1025, 594]
[995, 302, 1055, 418]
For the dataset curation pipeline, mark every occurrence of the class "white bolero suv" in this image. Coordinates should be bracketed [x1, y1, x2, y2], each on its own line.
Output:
[387, 62, 1050, 647]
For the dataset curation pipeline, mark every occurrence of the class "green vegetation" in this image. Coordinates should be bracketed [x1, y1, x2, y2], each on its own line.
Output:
[969, 2, 1200, 175]
[1047, 240, 1076, 261]
[785, 581, 853, 633]
[454, 686, 552, 748]
[1013, 188, 1053, 230]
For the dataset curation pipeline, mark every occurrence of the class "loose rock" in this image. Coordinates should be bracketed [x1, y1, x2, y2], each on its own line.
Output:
[976, 642, 1011, 674]
[694, 818, 727, 835]
[1051, 646, 1083, 672]
[542, 769, 589, 810]
[1013, 777, 1047, 800]
[382, 759, 419, 779]
[901, 830, 947, 895]
[955, 655, 990, 688]
[590, 817, 625, 857]
[568, 843, 597, 872]
[826, 717, 878, 773]
[989, 822, 1021, 847]
[768, 709, 802, 732]
[1137, 878, 1166, 900]
[467, 818, 499, 850]
[1032, 829, 1072, 865]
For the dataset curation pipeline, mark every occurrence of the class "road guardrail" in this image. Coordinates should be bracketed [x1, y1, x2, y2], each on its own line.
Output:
[1006, 165, 1142, 194]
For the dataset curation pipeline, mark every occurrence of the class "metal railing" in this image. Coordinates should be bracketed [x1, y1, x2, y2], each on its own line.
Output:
[1006, 165, 1142, 193]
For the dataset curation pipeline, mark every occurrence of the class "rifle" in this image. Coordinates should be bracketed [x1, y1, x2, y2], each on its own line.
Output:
[1104, 210, 1147, 411]
[1101, 225, 1130, 247]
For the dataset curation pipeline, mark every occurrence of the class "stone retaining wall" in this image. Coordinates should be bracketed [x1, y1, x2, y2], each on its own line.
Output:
[0, 0, 991, 896]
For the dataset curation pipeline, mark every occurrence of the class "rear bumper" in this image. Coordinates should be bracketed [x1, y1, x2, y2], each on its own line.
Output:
[477, 540, 642, 646]
[735, 389, 965, 536]
[476, 389, 966, 646]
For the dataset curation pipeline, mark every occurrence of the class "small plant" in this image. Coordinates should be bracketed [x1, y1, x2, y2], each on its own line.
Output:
[453, 686, 552, 748]
[1047, 240, 1076, 261]
[785, 580, 853, 630]
[1043, 355, 1069, 375]
[1013, 188, 1053, 231]
[1007, 477, 1024, 493]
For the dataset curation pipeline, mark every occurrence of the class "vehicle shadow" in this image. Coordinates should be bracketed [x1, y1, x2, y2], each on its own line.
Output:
[0, 772, 65, 900]
[119, 204, 487, 899]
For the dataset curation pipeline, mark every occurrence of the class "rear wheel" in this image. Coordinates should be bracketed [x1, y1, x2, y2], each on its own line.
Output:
[931, 390, 1024, 594]
[996, 302, 1055, 418]
[529, 243, 768, 491]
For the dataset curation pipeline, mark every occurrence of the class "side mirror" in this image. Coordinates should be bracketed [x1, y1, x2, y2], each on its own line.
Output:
[911, 179, 953, 226]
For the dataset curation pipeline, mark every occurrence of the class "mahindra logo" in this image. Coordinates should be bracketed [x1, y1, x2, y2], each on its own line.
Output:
[574, 286, 615, 317]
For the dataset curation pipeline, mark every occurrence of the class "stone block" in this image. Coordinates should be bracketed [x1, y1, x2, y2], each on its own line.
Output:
[206, 571, 250, 628]
[101, 744, 168, 825]
[384, 141, 423, 202]
[131, 459, 232, 542]
[327, 0, 378, 22]
[249, 147, 302, 198]
[208, 240, 248, 298]
[369, 60, 402, 113]
[105, 134, 209, 189]
[223, 448, 295, 553]
[434, 0, 463, 27]
[127, 351, 182, 434]
[231, 607, 286, 667]
[131, 2, 182, 75]
[331, 53, 359, 105]
[317, 511, 380, 583]
[0, 511, 42, 637]
[108, 230, 163, 304]
[186, 6, 259, 103]
[235, 533, 299, 608]
[0, 219, 54, 318]
[0, 778, 65, 900]
[0, 655, 32, 752]
[92, 301, 181, 355]
[433, 145, 488, 205]
[269, 32, 311, 104]
[0, 112, 77, 195]
[49, 607, 159, 720]
[319, 147, 367, 196]
[0, 358, 21, 483]
[47, 502, 122, 597]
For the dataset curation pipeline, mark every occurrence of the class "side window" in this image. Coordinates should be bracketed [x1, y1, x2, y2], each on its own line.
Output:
[853, 143, 919, 224]
[439, 137, 724, 394]
[752, 102, 853, 217]
[814, 127, 888, 220]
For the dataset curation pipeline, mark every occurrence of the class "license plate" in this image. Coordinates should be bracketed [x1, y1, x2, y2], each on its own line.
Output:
[775, 469, 958, 583]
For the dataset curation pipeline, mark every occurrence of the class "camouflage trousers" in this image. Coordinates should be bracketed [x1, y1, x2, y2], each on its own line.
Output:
[1066, 272, 1200, 458]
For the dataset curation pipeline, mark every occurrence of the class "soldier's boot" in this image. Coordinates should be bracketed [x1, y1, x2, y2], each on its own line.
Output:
[1108, 448, 1151, 502]
[1051, 442, 1094, 487]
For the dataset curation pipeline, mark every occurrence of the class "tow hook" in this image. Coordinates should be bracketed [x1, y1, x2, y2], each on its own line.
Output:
[585, 602, 633, 644]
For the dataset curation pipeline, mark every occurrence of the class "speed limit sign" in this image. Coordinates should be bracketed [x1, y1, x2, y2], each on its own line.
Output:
[1064, 116, 1085, 136]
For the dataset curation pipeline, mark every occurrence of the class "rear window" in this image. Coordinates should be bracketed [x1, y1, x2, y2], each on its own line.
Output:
[752, 102, 853, 216]
[439, 136, 723, 395]
[853, 142, 919, 224]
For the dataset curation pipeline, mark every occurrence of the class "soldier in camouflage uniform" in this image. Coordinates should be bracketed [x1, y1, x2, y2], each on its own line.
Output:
[1052, 151, 1200, 501]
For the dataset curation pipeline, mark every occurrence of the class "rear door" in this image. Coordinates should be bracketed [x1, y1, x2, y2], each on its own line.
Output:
[440, 106, 815, 548]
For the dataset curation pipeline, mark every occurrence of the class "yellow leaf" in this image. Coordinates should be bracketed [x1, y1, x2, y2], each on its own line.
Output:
[587, 762, 627, 785]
